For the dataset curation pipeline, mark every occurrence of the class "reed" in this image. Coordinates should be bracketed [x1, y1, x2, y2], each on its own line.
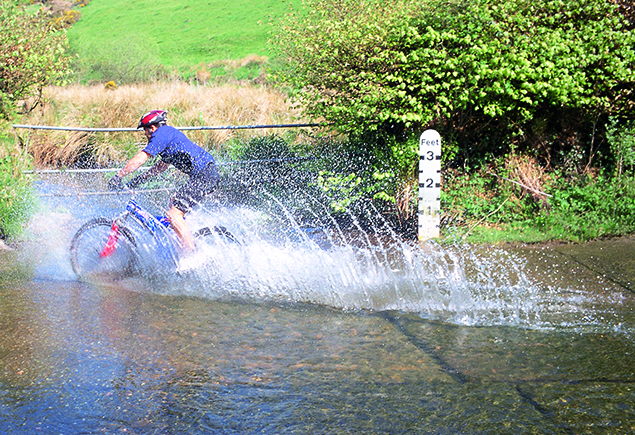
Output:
[18, 82, 309, 168]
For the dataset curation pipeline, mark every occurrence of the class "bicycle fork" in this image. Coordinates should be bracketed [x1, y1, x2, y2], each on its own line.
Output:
[100, 221, 120, 258]
[99, 211, 130, 258]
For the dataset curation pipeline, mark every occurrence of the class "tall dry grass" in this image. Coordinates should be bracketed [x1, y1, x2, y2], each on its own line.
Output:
[17, 83, 309, 168]
[505, 154, 551, 207]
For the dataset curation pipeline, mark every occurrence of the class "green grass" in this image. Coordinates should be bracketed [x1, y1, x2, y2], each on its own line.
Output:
[0, 123, 34, 240]
[439, 173, 635, 245]
[66, 0, 299, 71]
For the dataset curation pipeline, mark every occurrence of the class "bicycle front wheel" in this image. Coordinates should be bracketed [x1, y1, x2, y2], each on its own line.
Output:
[70, 217, 139, 280]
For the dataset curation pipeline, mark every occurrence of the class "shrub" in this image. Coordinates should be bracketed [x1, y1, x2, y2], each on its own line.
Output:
[0, 0, 69, 119]
[606, 118, 635, 179]
[0, 124, 34, 240]
[539, 175, 635, 241]
[273, 0, 635, 169]
[238, 135, 294, 161]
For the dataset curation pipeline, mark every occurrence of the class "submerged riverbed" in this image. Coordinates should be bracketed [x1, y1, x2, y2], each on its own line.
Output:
[0, 177, 633, 433]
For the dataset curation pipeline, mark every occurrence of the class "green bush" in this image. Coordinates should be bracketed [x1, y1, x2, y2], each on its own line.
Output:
[273, 0, 635, 177]
[238, 135, 294, 161]
[540, 176, 635, 241]
[228, 135, 298, 197]
[299, 132, 420, 229]
[0, 1, 68, 239]
[442, 167, 635, 244]
[0, 126, 34, 240]
[0, 0, 69, 119]
[606, 118, 635, 179]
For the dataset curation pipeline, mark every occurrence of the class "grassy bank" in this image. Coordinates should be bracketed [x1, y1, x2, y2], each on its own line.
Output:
[66, 0, 300, 82]
[442, 159, 635, 245]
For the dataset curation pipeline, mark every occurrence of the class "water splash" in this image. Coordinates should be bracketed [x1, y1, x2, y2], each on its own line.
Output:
[25, 175, 634, 332]
[123, 204, 624, 332]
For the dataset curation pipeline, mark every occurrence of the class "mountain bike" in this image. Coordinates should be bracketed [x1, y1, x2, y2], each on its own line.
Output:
[70, 197, 238, 280]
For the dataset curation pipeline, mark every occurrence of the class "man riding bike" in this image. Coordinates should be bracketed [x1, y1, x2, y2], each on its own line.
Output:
[108, 110, 219, 253]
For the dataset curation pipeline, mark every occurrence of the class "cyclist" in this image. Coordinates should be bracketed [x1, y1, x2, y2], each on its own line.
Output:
[108, 110, 219, 253]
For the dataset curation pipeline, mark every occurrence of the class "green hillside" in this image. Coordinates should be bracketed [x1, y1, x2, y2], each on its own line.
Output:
[66, 0, 298, 79]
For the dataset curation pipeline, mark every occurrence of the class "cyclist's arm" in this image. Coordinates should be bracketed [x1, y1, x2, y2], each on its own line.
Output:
[146, 160, 170, 178]
[121, 154, 169, 188]
[117, 151, 151, 178]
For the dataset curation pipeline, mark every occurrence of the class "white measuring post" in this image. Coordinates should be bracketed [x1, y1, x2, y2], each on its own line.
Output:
[418, 129, 442, 243]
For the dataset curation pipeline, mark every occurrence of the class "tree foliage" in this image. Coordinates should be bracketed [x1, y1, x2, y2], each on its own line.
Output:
[272, 0, 422, 131]
[0, 0, 69, 119]
[273, 0, 635, 166]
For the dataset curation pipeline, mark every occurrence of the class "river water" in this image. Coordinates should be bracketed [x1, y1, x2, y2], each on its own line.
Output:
[0, 175, 633, 434]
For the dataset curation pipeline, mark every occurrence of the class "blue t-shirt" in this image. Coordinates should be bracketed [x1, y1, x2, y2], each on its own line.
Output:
[143, 125, 215, 176]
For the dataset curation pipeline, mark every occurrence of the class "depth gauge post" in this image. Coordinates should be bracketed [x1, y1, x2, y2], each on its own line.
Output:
[418, 130, 441, 243]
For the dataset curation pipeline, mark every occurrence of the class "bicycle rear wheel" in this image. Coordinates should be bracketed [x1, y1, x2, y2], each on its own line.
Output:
[194, 226, 241, 244]
[70, 217, 139, 280]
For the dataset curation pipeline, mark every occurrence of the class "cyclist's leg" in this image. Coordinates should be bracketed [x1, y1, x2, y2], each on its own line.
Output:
[166, 205, 195, 251]
[169, 167, 218, 251]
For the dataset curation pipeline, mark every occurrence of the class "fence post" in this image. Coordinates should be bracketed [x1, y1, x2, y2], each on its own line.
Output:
[418, 129, 441, 243]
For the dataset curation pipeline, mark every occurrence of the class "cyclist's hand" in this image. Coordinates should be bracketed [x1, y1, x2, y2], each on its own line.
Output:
[107, 175, 125, 191]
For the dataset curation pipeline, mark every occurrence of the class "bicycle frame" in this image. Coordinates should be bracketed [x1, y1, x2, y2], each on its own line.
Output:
[72, 195, 241, 279]
[101, 198, 182, 267]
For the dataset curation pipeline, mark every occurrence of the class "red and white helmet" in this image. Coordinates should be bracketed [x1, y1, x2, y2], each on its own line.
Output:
[137, 110, 167, 128]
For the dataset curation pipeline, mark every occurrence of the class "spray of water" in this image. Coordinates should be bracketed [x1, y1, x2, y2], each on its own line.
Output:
[26, 175, 632, 332]
[123, 203, 612, 331]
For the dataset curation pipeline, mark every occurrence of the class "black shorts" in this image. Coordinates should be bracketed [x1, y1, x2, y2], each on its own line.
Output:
[171, 163, 219, 213]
